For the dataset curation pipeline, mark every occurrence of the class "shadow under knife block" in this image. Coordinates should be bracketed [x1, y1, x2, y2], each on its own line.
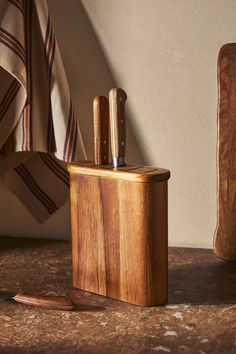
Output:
[68, 162, 170, 306]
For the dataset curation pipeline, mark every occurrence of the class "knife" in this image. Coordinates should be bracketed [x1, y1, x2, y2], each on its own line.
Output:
[0, 292, 74, 311]
[93, 96, 109, 165]
[109, 88, 127, 168]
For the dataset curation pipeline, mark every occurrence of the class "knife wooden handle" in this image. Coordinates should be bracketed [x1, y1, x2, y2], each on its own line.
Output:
[13, 293, 74, 311]
[109, 88, 127, 168]
[93, 96, 109, 165]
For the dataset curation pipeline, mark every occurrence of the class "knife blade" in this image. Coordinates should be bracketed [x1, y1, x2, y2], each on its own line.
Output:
[109, 88, 127, 168]
[0, 292, 74, 311]
[93, 96, 109, 165]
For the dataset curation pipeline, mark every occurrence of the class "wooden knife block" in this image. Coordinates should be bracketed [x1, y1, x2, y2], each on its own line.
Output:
[68, 161, 170, 306]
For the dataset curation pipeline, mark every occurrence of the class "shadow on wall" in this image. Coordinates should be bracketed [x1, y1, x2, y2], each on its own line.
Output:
[0, 0, 146, 239]
[47, 0, 145, 165]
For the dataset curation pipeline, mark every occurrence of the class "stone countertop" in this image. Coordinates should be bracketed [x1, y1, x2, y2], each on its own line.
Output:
[0, 237, 236, 353]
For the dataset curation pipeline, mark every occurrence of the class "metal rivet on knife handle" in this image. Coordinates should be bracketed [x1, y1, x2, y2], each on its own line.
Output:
[93, 96, 109, 165]
[109, 88, 127, 168]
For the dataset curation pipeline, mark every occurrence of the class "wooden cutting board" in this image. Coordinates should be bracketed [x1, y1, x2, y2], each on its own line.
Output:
[214, 43, 236, 261]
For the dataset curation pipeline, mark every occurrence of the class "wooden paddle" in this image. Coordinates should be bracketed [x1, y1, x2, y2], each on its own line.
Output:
[214, 43, 236, 261]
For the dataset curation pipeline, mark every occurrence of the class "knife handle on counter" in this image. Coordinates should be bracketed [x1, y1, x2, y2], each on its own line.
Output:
[13, 293, 74, 311]
[93, 96, 109, 165]
[109, 88, 127, 168]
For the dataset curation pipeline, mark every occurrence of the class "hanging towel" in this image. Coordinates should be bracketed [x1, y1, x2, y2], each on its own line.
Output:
[0, 0, 86, 222]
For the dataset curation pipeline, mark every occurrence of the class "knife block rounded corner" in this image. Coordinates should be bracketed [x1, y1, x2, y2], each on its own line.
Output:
[67, 161, 170, 306]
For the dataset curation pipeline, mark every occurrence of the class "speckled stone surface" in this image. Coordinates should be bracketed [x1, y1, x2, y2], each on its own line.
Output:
[0, 237, 236, 354]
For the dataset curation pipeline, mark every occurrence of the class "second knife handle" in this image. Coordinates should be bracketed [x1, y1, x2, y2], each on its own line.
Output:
[93, 96, 109, 165]
[109, 88, 127, 168]
[13, 293, 74, 311]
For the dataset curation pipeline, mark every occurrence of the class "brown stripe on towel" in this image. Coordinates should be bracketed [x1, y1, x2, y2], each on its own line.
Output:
[45, 15, 56, 78]
[66, 108, 77, 161]
[0, 31, 25, 64]
[44, 153, 69, 180]
[15, 164, 58, 214]
[44, 15, 51, 46]
[0, 27, 24, 56]
[39, 153, 70, 187]
[21, 105, 28, 150]
[63, 102, 73, 161]
[47, 105, 55, 151]
[48, 32, 55, 80]
[7, 0, 23, 14]
[22, 0, 33, 151]
[70, 122, 78, 161]
[62, 101, 79, 161]
[27, 0, 33, 149]
[44, 15, 56, 152]
[0, 79, 21, 122]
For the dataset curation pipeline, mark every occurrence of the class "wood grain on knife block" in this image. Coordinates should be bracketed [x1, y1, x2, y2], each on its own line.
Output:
[68, 162, 170, 306]
[93, 96, 109, 165]
[214, 43, 236, 261]
[13, 293, 74, 310]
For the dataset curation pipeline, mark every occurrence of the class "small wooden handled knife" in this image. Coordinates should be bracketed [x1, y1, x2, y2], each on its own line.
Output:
[93, 96, 109, 165]
[109, 88, 127, 168]
[0, 292, 74, 311]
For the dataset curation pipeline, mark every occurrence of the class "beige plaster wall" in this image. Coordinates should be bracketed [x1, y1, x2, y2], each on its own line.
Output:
[1, 0, 236, 247]
[80, 0, 236, 248]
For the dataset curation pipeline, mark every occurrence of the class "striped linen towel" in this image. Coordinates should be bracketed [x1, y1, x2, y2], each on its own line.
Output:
[0, 0, 86, 222]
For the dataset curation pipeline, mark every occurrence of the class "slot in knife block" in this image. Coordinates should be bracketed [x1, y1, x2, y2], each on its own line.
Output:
[68, 161, 170, 306]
